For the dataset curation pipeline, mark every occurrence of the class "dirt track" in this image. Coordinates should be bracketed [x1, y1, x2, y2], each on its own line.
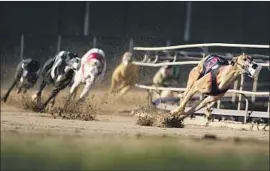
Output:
[1, 89, 269, 141]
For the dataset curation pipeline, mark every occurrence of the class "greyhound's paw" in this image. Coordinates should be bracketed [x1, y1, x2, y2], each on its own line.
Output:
[1, 97, 7, 103]
[75, 98, 84, 105]
[205, 121, 211, 127]
[37, 106, 45, 113]
[31, 94, 38, 101]
[177, 93, 184, 99]
[32, 103, 45, 113]
[170, 109, 178, 115]
[170, 108, 184, 116]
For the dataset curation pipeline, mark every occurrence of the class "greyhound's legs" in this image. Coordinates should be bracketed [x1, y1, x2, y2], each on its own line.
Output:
[204, 101, 216, 119]
[171, 74, 212, 116]
[70, 79, 80, 95]
[77, 81, 93, 103]
[22, 88, 28, 94]
[39, 75, 71, 112]
[32, 80, 47, 104]
[114, 83, 127, 94]
[39, 87, 61, 111]
[183, 96, 216, 116]
[72, 86, 78, 100]
[262, 124, 269, 131]
[2, 80, 17, 102]
[109, 77, 119, 94]
[16, 86, 22, 94]
[118, 85, 131, 98]
[171, 86, 198, 116]
[181, 66, 202, 100]
[63, 82, 80, 109]
[185, 95, 223, 125]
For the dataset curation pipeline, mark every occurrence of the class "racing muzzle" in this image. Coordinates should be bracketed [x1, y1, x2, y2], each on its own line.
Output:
[246, 62, 262, 78]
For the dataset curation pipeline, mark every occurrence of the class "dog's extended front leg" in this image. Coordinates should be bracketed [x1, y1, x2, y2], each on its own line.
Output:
[38, 87, 61, 112]
[204, 101, 216, 119]
[262, 123, 269, 131]
[171, 86, 198, 116]
[2, 79, 18, 102]
[171, 74, 212, 116]
[118, 85, 131, 98]
[16, 86, 23, 94]
[109, 76, 118, 94]
[47, 96, 56, 111]
[77, 78, 94, 103]
[63, 81, 80, 109]
[32, 80, 47, 104]
[181, 66, 202, 100]
[182, 96, 215, 118]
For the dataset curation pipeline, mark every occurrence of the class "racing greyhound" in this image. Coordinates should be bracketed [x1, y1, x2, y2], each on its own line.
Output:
[31, 51, 81, 111]
[109, 52, 139, 98]
[2, 58, 40, 102]
[64, 48, 107, 107]
[170, 53, 262, 124]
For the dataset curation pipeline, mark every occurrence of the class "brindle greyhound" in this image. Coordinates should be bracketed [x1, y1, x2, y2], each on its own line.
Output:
[2, 58, 40, 102]
[170, 53, 262, 124]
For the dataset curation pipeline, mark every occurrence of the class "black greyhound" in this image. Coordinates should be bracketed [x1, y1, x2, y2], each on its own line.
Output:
[32, 51, 81, 111]
[2, 58, 40, 102]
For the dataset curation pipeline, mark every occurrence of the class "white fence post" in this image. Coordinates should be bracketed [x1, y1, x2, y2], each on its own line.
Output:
[184, 1, 192, 42]
[56, 35, 62, 53]
[83, 2, 90, 36]
[166, 40, 171, 46]
[93, 36, 97, 48]
[237, 74, 245, 110]
[20, 33, 24, 60]
[251, 76, 259, 103]
[267, 100, 270, 113]
[129, 38, 133, 53]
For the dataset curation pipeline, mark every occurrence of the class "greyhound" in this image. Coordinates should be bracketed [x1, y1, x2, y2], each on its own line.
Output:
[31, 51, 81, 111]
[151, 63, 182, 104]
[170, 53, 262, 125]
[2, 58, 40, 102]
[63, 48, 107, 107]
[109, 52, 139, 98]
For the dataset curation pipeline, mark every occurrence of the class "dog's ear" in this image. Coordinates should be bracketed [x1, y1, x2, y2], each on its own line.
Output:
[230, 56, 238, 65]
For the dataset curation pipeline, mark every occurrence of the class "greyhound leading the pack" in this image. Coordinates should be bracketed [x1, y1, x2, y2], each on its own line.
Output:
[31, 51, 81, 111]
[170, 53, 262, 124]
[63, 48, 107, 107]
[2, 58, 40, 102]
[109, 52, 139, 98]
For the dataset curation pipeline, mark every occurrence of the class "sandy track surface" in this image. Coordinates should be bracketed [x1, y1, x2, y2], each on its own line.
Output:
[1, 98, 269, 141]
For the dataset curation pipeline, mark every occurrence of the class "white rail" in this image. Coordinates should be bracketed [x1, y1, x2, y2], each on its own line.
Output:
[134, 43, 270, 51]
[132, 61, 269, 67]
[135, 84, 269, 96]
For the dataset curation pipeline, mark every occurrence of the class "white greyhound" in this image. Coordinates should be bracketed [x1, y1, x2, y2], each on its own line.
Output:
[65, 48, 107, 105]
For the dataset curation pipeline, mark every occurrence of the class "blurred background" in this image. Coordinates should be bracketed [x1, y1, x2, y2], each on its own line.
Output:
[0, 1, 269, 90]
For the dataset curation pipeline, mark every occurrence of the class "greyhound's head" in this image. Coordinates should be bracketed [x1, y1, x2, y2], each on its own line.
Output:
[65, 57, 81, 72]
[231, 53, 262, 78]
[81, 59, 102, 81]
[70, 57, 81, 71]
[122, 52, 133, 66]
